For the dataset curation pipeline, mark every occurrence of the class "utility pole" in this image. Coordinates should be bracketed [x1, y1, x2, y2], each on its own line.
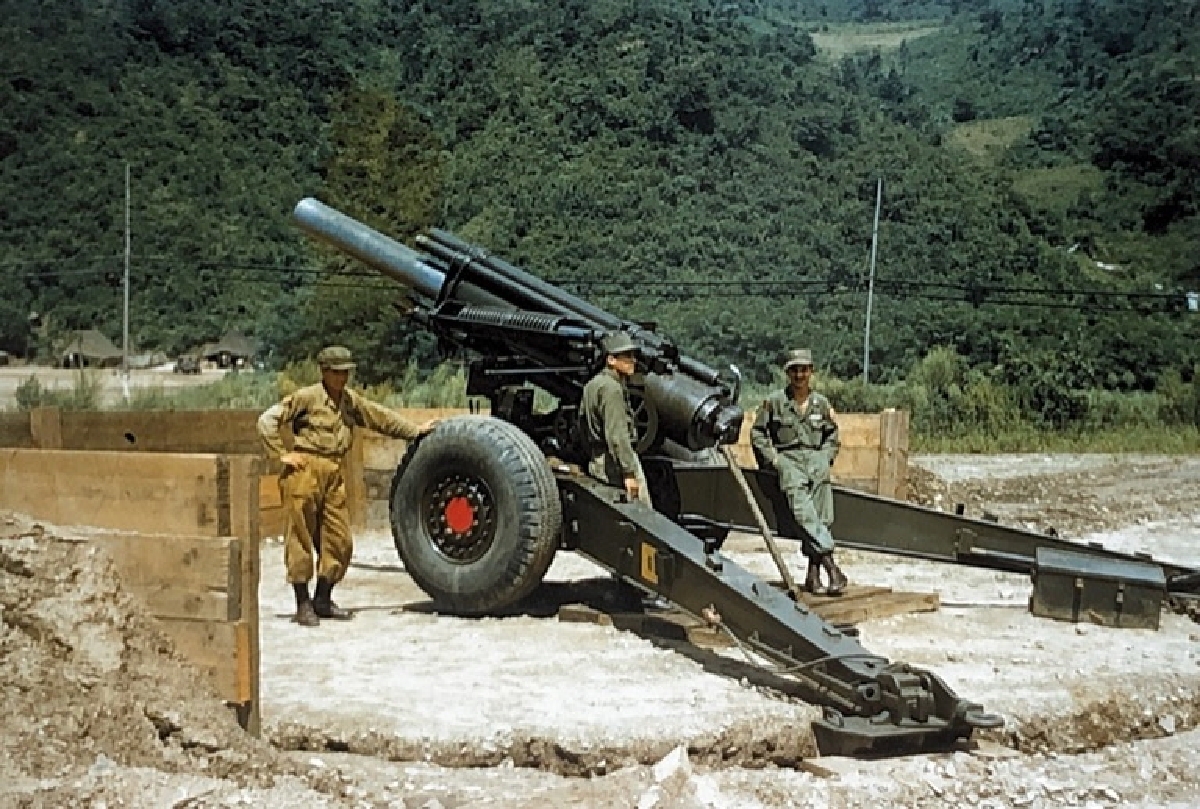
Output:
[862, 177, 882, 384]
[122, 162, 131, 401]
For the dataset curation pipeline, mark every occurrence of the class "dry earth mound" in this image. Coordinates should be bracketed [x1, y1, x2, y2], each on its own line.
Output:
[0, 513, 335, 807]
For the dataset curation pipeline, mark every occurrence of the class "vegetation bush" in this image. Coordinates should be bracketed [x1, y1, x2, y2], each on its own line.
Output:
[14, 372, 103, 412]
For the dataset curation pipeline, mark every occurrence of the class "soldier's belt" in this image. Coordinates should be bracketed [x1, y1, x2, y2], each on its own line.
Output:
[774, 442, 822, 452]
[293, 447, 347, 461]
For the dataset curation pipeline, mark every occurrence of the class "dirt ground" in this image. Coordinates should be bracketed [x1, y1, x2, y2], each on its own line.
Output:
[2, 454, 1199, 808]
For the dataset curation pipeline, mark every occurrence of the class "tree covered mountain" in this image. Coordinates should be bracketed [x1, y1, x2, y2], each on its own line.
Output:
[0, 0, 1195, 389]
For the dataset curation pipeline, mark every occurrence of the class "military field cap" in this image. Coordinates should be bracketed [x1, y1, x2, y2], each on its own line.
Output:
[783, 348, 814, 370]
[316, 345, 356, 370]
[602, 331, 638, 356]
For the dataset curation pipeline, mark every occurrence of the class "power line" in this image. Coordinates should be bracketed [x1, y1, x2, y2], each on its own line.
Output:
[3, 254, 1193, 312]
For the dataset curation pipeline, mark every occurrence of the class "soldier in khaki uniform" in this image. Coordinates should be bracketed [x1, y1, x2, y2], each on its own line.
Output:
[580, 331, 651, 506]
[258, 346, 438, 626]
[751, 348, 848, 595]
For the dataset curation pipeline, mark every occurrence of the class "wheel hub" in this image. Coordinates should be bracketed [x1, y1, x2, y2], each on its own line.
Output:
[425, 474, 496, 563]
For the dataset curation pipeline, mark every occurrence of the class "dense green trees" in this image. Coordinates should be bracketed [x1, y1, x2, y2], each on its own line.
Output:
[0, 0, 1195, 407]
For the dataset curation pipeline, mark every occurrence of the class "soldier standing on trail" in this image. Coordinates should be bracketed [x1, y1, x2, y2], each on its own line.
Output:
[581, 331, 652, 506]
[751, 348, 849, 596]
[258, 345, 438, 627]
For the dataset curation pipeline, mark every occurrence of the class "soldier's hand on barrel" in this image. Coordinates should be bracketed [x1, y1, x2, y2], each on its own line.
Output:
[624, 476, 641, 501]
[280, 452, 307, 470]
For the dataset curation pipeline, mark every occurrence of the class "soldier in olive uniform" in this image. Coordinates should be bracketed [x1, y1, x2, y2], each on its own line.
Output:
[258, 346, 438, 627]
[751, 348, 849, 595]
[580, 331, 652, 506]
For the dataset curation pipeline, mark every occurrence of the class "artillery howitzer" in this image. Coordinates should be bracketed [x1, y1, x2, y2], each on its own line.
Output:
[292, 198, 1189, 756]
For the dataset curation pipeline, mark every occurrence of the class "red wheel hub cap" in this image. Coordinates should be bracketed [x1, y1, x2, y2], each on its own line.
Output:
[443, 496, 476, 534]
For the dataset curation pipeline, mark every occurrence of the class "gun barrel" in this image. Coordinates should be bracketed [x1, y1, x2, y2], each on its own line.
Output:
[293, 198, 447, 299]
[428, 229, 621, 329]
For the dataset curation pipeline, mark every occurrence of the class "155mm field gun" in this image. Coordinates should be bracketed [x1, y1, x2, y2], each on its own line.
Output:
[292, 197, 1004, 756]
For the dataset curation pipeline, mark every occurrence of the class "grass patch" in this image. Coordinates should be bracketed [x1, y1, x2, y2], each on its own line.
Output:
[1011, 164, 1106, 216]
[945, 116, 1035, 161]
[125, 372, 281, 411]
[808, 21, 943, 60]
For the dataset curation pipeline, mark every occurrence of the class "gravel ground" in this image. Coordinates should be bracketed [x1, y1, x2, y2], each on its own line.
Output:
[3, 454, 1199, 808]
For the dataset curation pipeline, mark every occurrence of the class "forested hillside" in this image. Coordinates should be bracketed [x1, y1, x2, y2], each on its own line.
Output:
[0, 0, 1196, 395]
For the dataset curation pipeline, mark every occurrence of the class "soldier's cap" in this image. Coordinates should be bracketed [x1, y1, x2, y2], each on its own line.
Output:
[316, 345, 356, 371]
[602, 331, 638, 356]
[783, 348, 814, 370]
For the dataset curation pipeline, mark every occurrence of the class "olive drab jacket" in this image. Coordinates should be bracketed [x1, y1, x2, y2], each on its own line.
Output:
[750, 387, 841, 482]
[258, 383, 422, 459]
[580, 368, 639, 477]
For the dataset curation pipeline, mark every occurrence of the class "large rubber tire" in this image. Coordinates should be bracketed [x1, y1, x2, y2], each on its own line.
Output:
[389, 416, 561, 615]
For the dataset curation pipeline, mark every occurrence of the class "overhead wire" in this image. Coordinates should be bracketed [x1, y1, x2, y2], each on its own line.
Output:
[1, 253, 1192, 312]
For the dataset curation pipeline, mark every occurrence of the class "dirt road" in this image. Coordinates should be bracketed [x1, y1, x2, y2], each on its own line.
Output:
[0, 365, 224, 408]
[3, 454, 1199, 807]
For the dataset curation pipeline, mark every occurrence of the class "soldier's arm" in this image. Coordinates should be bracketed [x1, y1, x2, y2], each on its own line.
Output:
[750, 400, 779, 467]
[600, 384, 639, 476]
[257, 395, 299, 459]
[352, 392, 425, 441]
[822, 400, 841, 465]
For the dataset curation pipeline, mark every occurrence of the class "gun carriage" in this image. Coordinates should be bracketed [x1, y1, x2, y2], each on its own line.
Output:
[293, 198, 1199, 756]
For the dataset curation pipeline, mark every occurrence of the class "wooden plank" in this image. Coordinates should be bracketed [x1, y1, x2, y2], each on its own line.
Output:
[798, 584, 894, 607]
[832, 446, 882, 482]
[735, 410, 881, 452]
[94, 534, 240, 622]
[157, 618, 246, 704]
[877, 408, 909, 500]
[362, 434, 408, 472]
[59, 410, 263, 454]
[98, 533, 236, 589]
[360, 408, 473, 470]
[810, 591, 940, 626]
[724, 443, 756, 470]
[836, 477, 879, 494]
[224, 455, 261, 735]
[0, 449, 226, 535]
[235, 621, 253, 703]
[828, 414, 882, 450]
[557, 604, 613, 626]
[30, 407, 63, 449]
[0, 412, 32, 448]
[130, 584, 232, 622]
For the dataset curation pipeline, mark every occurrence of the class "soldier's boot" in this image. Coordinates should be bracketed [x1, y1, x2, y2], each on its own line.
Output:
[803, 558, 823, 594]
[821, 554, 849, 597]
[312, 577, 353, 620]
[292, 583, 319, 627]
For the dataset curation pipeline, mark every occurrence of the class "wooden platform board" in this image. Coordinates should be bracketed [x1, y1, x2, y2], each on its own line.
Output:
[557, 584, 939, 649]
[796, 584, 940, 627]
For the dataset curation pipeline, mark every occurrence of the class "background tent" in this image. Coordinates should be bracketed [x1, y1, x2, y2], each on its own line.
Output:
[58, 329, 122, 368]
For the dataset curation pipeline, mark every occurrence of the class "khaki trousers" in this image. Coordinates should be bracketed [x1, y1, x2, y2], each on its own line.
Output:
[281, 454, 352, 584]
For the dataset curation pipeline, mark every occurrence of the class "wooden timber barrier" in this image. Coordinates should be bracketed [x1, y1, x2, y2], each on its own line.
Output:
[355, 407, 909, 529]
[0, 448, 262, 733]
[0, 404, 908, 533]
[0, 404, 905, 726]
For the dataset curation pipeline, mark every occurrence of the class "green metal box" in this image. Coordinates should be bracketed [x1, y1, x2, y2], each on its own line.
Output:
[1030, 547, 1165, 630]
